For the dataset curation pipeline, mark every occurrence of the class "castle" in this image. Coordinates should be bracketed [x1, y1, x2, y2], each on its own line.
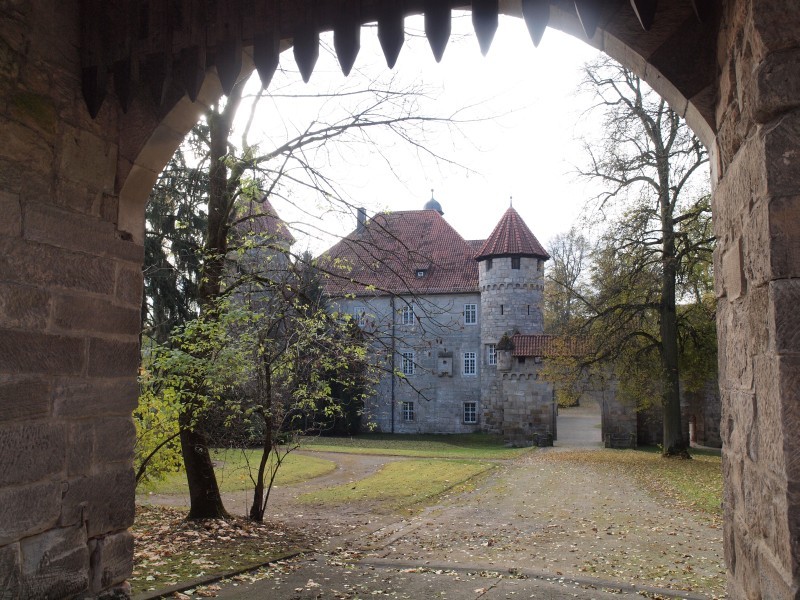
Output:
[321, 197, 568, 445]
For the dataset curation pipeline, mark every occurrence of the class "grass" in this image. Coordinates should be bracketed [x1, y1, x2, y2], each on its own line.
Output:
[299, 433, 533, 460]
[137, 449, 336, 495]
[298, 458, 494, 513]
[547, 446, 723, 518]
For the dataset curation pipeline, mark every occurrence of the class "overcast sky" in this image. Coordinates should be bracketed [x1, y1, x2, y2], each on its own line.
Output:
[233, 13, 605, 256]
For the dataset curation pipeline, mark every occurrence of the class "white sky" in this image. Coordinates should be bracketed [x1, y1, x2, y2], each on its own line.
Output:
[234, 13, 605, 256]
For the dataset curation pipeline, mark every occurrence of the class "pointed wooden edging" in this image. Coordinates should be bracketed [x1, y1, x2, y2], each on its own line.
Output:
[521, 0, 550, 47]
[378, 3, 404, 69]
[178, 45, 206, 103]
[334, 18, 361, 76]
[216, 38, 242, 96]
[574, 0, 601, 39]
[254, 30, 280, 89]
[294, 25, 320, 83]
[112, 59, 132, 113]
[425, 2, 451, 63]
[630, 0, 657, 31]
[81, 65, 107, 118]
[472, 0, 499, 56]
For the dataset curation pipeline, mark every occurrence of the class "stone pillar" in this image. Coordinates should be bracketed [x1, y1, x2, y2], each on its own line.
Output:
[714, 1, 800, 597]
[0, 1, 141, 596]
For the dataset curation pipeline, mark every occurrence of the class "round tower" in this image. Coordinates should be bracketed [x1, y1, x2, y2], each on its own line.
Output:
[475, 206, 549, 346]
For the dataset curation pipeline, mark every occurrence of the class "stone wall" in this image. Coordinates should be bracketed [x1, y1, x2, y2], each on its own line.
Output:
[0, 2, 142, 595]
[713, 0, 800, 596]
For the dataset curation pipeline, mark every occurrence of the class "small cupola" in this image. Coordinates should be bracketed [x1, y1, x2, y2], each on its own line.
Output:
[423, 189, 444, 215]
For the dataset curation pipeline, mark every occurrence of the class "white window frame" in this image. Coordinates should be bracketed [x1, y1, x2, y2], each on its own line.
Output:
[464, 303, 477, 325]
[463, 352, 477, 376]
[401, 302, 415, 325]
[352, 305, 366, 327]
[464, 402, 477, 424]
[401, 351, 415, 375]
[487, 344, 497, 366]
[402, 401, 415, 421]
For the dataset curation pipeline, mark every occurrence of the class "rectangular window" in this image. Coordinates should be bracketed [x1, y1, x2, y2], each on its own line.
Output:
[486, 258, 493, 271]
[464, 303, 477, 325]
[464, 402, 477, 424]
[401, 351, 415, 375]
[500, 304, 504, 315]
[511, 256, 521, 269]
[487, 344, 497, 365]
[463, 352, 477, 376]
[401, 302, 415, 325]
[402, 401, 414, 421]
[352, 306, 366, 327]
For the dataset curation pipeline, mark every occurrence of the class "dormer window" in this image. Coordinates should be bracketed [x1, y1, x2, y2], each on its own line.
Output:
[416, 269, 427, 278]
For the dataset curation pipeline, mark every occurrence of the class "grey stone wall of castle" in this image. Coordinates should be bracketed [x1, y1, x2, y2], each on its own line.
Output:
[478, 256, 545, 340]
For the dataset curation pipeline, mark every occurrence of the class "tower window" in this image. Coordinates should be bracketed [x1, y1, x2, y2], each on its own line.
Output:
[486, 259, 493, 271]
[527, 305, 530, 316]
[511, 257, 521, 269]
[500, 304, 504, 315]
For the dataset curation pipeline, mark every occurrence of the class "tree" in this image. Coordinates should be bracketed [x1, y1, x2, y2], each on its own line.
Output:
[544, 226, 591, 334]
[575, 57, 713, 457]
[138, 69, 470, 517]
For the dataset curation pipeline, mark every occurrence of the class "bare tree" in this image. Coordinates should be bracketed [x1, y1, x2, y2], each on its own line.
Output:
[575, 57, 712, 457]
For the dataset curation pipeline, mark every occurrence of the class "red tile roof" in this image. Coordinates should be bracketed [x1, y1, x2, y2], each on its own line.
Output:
[511, 334, 587, 357]
[474, 207, 549, 261]
[320, 210, 480, 296]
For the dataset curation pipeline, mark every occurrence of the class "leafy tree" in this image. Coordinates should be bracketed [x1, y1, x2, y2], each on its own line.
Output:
[138, 70, 466, 517]
[574, 57, 713, 457]
[544, 226, 591, 334]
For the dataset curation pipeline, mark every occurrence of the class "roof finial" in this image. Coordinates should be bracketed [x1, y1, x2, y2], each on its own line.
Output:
[431, 188, 435, 200]
[509, 195, 513, 208]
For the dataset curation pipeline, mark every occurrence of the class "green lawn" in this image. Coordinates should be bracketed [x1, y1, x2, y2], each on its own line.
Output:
[299, 433, 533, 459]
[137, 449, 336, 495]
[298, 458, 494, 512]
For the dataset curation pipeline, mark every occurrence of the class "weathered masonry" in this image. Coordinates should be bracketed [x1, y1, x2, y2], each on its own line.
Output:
[0, 1, 798, 598]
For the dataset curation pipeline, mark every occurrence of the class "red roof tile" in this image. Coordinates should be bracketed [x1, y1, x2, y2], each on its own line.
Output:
[320, 210, 479, 296]
[474, 207, 549, 261]
[511, 334, 586, 357]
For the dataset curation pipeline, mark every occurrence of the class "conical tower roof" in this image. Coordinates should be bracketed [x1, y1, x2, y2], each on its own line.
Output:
[474, 207, 549, 261]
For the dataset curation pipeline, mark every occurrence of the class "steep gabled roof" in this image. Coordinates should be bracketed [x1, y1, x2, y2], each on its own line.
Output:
[474, 207, 549, 261]
[234, 196, 295, 245]
[320, 210, 479, 296]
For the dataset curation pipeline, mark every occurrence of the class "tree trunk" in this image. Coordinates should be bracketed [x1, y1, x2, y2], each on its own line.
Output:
[250, 356, 273, 522]
[659, 185, 689, 458]
[179, 413, 229, 519]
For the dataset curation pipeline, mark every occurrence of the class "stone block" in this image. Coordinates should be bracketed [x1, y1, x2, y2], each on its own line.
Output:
[764, 107, 800, 198]
[114, 264, 143, 309]
[60, 468, 135, 537]
[0, 117, 54, 169]
[0, 237, 116, 296]
[88, 530, 134, 593]
[53, 377, 138, 418]
[19, 525, 89, 599]
[0, 542, 21, 598]
[721, 237, 747, 300]
[67, 422, 94, 477]
[87, 338, 140, 378]
[0, 377, 51, 422]
[93, 417, 135, 465]
[0, 191, 21, 237]
[0, 328, 85, 376]
[0, 421, 66, 486]
[58, 126, 117, 192]
[23, 202, 144, 264]
[0, 282, 50, 330]
[755, 49, 800, 123]
[0, 481, 61, 546]
[7, 90, 57, 137]
[53, 293, 140, 336]
[770, 280, 800, 354]
[768, 195, 800, 280]
[778, 354, 800, 483]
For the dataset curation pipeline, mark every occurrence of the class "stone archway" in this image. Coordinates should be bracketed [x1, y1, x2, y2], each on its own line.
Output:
[0, 1, 797, 598]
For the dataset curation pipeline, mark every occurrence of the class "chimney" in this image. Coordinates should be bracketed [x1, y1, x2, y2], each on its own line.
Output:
[356, 207, 366, 233]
